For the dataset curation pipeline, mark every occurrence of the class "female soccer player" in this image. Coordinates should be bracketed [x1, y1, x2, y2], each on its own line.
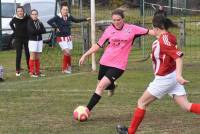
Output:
[116, 13, 200, 134]
[79, 9, 155, 118]
[10, 6, 30, 76]
[47, 2, 89, 74]
[27, 9, 46, 77]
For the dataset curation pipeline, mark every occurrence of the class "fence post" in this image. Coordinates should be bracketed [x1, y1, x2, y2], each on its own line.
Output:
[0, 0, 2, 51]
[140, 0, 143, 16]
[179, 18, 185, 48]
[90, 0, 96, 71]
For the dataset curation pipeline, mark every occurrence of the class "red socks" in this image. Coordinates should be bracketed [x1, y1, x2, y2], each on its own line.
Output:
[68, 55, 71, 67]
[29, 59, 40, 75]
[128, 107, 146, 134]
[63, 55, 68, 71]
[126, 104, 200, 134]
[29, 59, 34, 74]
[35, 59, 40, 75]
[62, 55, 71, 71]
[190, 103, 200, 114]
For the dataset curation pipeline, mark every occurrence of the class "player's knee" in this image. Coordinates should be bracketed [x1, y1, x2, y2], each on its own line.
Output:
[179, 103, 191, 112]
[137, 99, 147, 109]
[96, 84, 106, 91]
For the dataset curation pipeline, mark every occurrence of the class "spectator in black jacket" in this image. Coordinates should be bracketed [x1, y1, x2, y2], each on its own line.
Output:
[27, 9, 46, 77]
[10, 6, 30, 77]
[47, 2, 90, 74]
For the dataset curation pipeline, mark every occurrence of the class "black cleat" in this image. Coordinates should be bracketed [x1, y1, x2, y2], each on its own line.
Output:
[108, 82, 118, 97]
[116, 125, 128, 134]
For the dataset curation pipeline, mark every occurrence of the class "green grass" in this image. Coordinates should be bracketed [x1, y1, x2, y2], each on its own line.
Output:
[0, 6, 200, 134]
[0, 50, 200, 134]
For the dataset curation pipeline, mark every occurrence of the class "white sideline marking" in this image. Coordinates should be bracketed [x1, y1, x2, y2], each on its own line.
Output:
[0, 88, 93, 92]
[0, 72, 90, 86]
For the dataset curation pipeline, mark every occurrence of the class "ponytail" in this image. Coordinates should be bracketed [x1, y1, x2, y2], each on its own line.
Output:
[152, 14, 177, 30]
[164, 18, 178, 30]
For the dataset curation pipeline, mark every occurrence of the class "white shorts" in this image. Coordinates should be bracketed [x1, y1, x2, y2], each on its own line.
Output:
[147, 71, 186, 99]
[57, 36, 73, 50]
[28, 40, 44, 52]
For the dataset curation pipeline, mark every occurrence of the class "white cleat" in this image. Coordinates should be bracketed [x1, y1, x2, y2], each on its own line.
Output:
[63, 66, 72, 74]
[16, 72, 21, 77]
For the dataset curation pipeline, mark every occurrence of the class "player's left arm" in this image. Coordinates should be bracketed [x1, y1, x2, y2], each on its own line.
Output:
[148, 29, 156, 36]
[175, 57, 189, 85]
[70, 14, 89, 23]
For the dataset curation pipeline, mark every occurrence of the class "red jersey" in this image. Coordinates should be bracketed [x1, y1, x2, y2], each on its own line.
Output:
[151, 32, 183, 76]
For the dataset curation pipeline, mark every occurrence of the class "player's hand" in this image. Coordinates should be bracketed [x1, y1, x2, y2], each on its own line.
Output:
[86, 17, 91, 21]
[176, 76, 189, 85]
[79, 55, 86, 66]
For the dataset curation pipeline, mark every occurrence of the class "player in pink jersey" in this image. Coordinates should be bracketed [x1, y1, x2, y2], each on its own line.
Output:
[116, 12, 200, 134]
[78, 9, 155, 119]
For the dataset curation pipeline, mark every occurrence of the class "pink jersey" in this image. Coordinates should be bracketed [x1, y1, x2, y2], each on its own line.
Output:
[97, 23, 148, 70]
[151, 32, 183, 76]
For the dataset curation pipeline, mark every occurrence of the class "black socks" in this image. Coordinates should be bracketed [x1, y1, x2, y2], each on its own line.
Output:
[87, 93, 101, 111]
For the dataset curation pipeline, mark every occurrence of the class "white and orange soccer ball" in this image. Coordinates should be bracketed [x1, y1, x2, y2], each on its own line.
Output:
[73, 106, 90, 122]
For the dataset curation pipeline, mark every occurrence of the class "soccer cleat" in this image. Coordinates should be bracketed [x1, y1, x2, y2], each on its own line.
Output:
[29, 73, 38, 78]
[37, 72, 46, 77]
[16, 72, 21, 77]
[116, 125, 128, 134]
[107, 82, 118, 97]
[63, 66, 72, 74]
[85, 107, 91, 117]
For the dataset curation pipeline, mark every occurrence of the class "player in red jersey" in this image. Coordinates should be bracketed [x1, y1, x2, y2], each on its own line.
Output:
[116, 13, 200, 134]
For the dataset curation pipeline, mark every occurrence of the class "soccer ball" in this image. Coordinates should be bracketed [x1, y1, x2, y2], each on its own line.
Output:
[73, 106, 90, 122]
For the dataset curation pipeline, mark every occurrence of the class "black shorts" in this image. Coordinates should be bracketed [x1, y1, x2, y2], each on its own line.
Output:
[98, 64, 124, 84]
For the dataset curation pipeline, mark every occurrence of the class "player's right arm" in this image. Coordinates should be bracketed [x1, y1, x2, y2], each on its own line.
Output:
[79, 44, 100, 65]
[9, 18, 15, 31]
[47, 16, 58, 29]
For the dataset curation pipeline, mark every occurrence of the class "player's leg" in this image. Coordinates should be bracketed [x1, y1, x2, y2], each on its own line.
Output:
[35, 41, 45, 76]
[105, 67, 124, 97]
[63, 48, 72, 74]
[170, 82, 200, 114]
[23, 39, 30, 71]
[117, 74, 175, 134]
[174, 95, 200, 114]
[86, 65, 110, 111]
[28, 41, 37, 77]
[117, 90, 156, 134]
[15, 39, 23, 76]
[87, 76, 111, 111]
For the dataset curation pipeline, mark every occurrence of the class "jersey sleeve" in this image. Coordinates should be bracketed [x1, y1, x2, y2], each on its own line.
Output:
[132, 25, 149, 37]
[160, 35, 183, 59]
[97, 27, 110, 48]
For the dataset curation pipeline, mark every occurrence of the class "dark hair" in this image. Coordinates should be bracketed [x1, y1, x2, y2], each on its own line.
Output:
[61, 2, 68, 9]
[154, 9, 167, 17]
[152, 14, 177, 30]
[31, 9, 38, 14]
[112, 9, 124, 19]
[16, 6, 24, 12]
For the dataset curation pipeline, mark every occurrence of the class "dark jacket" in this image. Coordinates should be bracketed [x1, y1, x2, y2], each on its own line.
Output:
[9, 15, 30, 39]
[27, 19, 46, 41]
[47, 14, 87, 37]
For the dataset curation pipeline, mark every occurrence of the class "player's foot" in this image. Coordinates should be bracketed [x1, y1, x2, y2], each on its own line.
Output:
[37, 72, 46, 77]
[116, 125, 128, 134]
[108, 82, 118, 97]
[85, 107, 91, 117]
[29, 73, 38, 78]
[63, 66, 72, 74]
[16, 71, 21, 77]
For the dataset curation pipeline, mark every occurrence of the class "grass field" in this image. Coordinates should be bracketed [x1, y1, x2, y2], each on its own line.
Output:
[0, 49, 200, 134]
